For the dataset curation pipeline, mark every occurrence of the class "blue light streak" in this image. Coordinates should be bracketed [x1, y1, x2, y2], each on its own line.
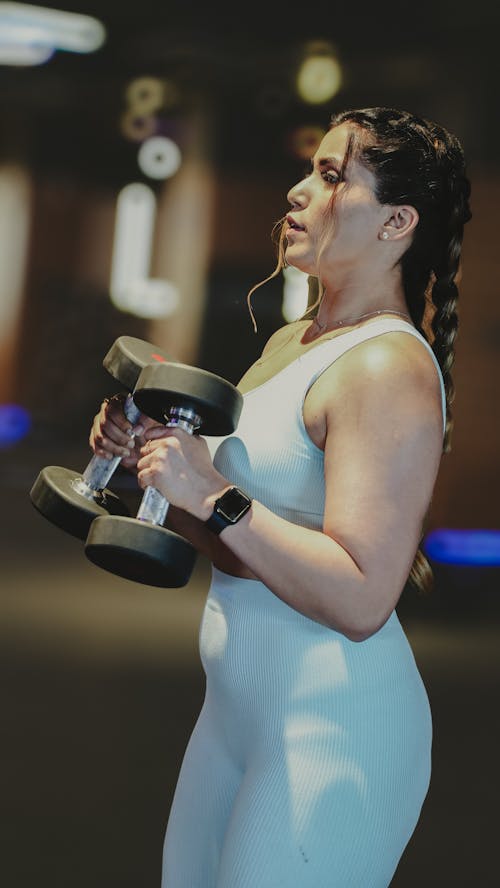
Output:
[0, 403, 31, 447]
[424, 528, 500, 566]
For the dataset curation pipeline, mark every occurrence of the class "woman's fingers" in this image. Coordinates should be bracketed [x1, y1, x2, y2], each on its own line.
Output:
[136, 430, 220, 519]
[89, 412, 133, 459]
[89, 397, 140, 457]
[88, 391, 168, 463]
[142, 425, 180, 441]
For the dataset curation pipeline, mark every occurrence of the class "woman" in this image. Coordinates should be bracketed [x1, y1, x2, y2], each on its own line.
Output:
[91, 107, 471, 886]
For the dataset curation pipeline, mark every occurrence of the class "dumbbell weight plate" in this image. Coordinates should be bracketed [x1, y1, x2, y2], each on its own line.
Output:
[85, 515, 196, 588]
[30, 466, 130, 539]
[133, 363, 243, 436]
[84, 365, 242, 588]
[102, 336, 172, 391]
[29, 337, 175, 540]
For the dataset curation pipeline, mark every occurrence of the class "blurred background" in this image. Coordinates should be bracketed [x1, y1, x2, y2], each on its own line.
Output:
[1, 2, 499, 886]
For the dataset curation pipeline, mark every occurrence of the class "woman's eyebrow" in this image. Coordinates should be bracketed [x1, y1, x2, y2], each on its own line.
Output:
[303, 154, 343, 176]
[317, 154, 343, 168]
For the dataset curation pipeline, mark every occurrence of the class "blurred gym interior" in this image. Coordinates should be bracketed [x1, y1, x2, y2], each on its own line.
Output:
[1, 3, 499, 886]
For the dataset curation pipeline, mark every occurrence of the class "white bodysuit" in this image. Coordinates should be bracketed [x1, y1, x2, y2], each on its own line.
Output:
[161, 319, 445, 887]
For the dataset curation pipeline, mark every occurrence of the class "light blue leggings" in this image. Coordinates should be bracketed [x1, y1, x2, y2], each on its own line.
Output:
[161, 571, 432, 887]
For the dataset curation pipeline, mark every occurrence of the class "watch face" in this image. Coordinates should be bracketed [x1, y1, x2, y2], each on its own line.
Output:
[218, 487, 251, 521]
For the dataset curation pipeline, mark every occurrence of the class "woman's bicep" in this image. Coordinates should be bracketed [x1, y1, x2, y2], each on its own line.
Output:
[321, 342, 443, 611]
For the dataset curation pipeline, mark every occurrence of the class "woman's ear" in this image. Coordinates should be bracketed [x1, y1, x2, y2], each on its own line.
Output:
[380, 205, 419, 241]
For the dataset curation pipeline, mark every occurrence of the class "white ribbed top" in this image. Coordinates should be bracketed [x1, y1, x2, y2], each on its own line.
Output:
[213, 318, 446, 531]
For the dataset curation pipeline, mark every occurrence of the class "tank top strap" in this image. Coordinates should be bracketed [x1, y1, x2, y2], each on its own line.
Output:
[297, 318, 447, 438]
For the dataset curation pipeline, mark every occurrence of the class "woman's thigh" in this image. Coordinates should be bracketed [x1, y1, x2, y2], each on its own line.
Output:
[215, 739, 423, 888]
[161, 704, 242, 888]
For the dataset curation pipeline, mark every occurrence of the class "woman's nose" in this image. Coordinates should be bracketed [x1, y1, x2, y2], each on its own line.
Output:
[287, 177, 309, 208]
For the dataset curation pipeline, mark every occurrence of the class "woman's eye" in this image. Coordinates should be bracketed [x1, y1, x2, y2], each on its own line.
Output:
[322, 169, 341, 184]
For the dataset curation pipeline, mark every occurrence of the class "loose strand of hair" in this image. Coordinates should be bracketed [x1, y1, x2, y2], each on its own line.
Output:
[246, 218, 288, 333]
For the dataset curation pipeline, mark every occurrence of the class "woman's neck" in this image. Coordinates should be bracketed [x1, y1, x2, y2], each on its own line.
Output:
[314, 267, 408, 332]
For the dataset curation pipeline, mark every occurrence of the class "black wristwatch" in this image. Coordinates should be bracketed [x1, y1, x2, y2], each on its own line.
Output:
[205, 487, 252, 535]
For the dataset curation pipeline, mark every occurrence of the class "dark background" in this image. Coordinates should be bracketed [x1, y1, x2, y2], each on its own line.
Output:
[1, 3, 499, 886]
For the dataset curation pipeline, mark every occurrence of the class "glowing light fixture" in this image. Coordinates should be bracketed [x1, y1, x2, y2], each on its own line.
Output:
[0, 3, 106, 66]
[0, 38, 53, 65]
[282, 266, 309, 323]
[116, 278, 180, 320]
[296, 42, 342, 105]
[120, 77, 180, 142]
[423, 528, 500, 567]
[0, 403, 31, 447]
[110, 183, 179, 319]
[125, 77, 167, 116]
[120, 113, 157, 144]
[137, 136, 182, 181]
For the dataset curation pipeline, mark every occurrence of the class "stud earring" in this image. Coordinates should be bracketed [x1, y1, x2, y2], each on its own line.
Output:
[381, 231, 389, 240]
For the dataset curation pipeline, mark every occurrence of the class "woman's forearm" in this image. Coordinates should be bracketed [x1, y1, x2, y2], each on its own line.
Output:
[135, 429, 404, 638]
[208, 498, 384, 640]
[165, 505, 257, 578]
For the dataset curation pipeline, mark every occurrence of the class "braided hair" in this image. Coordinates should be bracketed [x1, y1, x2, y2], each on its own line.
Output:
[331, 107, 471, 452]
[330, 107, 471, 592]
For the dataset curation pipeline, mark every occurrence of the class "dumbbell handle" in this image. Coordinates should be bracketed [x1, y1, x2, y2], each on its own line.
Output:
[74, 395, 141, 499]
[136, 406, 202, 525]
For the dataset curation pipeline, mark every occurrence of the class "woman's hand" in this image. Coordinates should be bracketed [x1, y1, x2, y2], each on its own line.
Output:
[89, 394, 160, 471]
[137, 428, 228, 519]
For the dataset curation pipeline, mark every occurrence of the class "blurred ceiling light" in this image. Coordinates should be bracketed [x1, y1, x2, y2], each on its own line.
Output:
[110, 183, 178, 319]
[117, 279, 180, 320]
[282, 266, 309, 323]
[138, 136, 182, 180]
[296, 43, 342, 105]
[125, 77, 167, 116]
[111, 183, 155, 310]
[0, 39, 53, 65]
[120, 77, 180, 142]
[120, 111, 157, 144]
[0, 3, 106, 65]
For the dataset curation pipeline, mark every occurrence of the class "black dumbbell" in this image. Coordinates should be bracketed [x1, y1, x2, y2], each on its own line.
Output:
[29, 337, 174, 540]
[84, 362, 243, 588]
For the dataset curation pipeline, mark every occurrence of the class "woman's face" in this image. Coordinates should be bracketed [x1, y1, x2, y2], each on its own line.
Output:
[285, 123, 387, 280]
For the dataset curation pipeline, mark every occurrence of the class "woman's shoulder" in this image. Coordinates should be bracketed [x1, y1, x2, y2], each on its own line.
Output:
[259, 320, 305, 357]
[319, 325, 440, 388]
[350, 328, 442, 397]
[308, 327, 444, 431]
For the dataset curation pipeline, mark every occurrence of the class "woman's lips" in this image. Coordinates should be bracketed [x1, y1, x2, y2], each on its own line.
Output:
[286, 215, 306, 237]
[286, 214, 305, 231]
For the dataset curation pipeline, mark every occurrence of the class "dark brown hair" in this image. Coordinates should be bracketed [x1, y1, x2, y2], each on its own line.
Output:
[331, 107, 471, 455]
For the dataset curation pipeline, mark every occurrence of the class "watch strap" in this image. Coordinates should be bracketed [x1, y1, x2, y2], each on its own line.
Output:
[205, 509, 233, 535]
[205, 487, 252, 535]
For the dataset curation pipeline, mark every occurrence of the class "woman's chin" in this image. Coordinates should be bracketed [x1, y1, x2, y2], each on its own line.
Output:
[284, 249, 315, 275]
